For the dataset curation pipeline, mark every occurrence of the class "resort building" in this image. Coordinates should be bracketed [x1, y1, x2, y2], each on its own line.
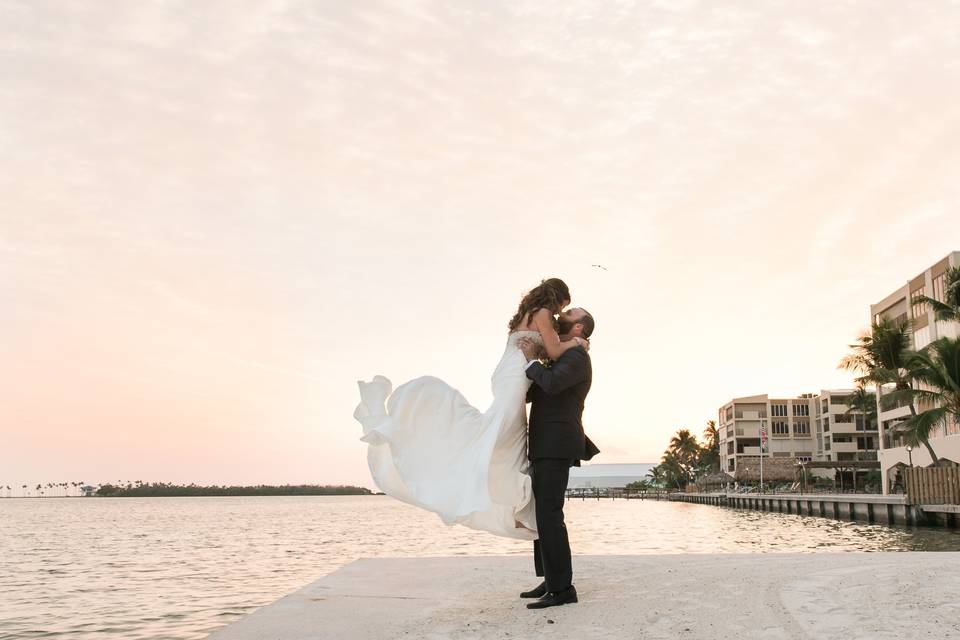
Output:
[718, 394, 817, 476]
[719, 390, 878, 477]
[816, 389, 879, 463]
[871, 251, 960, 494]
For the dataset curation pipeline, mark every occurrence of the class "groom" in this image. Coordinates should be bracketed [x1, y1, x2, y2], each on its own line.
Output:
[517, 307, 600, 610]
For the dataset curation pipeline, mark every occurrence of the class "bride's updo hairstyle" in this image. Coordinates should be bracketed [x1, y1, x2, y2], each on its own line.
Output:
[508, 278, 571, 332]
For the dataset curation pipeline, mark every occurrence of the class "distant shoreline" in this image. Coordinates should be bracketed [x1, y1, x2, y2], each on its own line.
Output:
[88, 483, 375, 498]
[2, 493, 384, 499]
[1, 483, 383, 498]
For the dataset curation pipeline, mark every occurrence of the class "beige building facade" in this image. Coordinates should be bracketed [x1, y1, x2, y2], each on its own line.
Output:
[816, 389, 879, 463]
[718, 394, 816, 476]
[871, 251, 960, 494]
[719, 390, 877, 477]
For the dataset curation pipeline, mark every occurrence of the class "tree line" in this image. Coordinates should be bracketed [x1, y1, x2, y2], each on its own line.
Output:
[626, 421, 721, 492]
[2, 481, 374, 497]
[94, 482, 373, 497]
[2, 482, 89, 498]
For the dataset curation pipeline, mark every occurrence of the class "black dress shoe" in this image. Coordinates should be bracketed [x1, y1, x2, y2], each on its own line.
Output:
[526, 585, 578, 609]
[520, 581, 547, 599]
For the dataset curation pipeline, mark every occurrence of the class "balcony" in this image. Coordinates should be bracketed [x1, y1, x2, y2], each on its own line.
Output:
[830, 441, 860, 453]
[829, 421, 861, 435]
[740, 446, 762, 455]
[735, 424, 761, 438]
[877, 402, 912, 420]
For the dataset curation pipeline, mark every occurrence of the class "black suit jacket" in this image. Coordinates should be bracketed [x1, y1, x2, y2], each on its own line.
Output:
[526, 346, 600, 464]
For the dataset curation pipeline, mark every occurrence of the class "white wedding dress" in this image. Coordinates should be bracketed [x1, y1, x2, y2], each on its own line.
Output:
[353, 331, 542, 540]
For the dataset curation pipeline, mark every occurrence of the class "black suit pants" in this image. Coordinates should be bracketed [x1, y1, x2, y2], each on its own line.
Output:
[531, 457, 573, 592]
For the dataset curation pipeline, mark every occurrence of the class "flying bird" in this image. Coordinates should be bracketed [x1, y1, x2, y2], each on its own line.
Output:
[591, 264, 608, 271]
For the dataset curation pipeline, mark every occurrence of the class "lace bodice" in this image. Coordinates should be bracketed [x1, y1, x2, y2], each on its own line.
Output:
[507, 330, 543, 348]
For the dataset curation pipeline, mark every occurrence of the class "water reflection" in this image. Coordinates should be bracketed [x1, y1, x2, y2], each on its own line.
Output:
[1, 495, 958, 639]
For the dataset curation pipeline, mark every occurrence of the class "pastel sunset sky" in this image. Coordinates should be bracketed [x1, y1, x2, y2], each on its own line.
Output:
[2, 1, 959, 488]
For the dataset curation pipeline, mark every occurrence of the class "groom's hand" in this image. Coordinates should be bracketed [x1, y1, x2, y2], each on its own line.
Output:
[518, 338, 538, 362]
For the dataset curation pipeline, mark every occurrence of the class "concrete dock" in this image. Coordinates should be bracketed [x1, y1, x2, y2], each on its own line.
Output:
[207, 553, 960, 639]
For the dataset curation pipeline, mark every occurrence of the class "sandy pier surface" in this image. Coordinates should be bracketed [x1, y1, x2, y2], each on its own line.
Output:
[207, 553, 960, 639]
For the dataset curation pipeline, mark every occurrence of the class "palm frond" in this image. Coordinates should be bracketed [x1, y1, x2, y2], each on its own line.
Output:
[917, 296, 960, 323]
[879, 387, 939, 411]
[917, 338, 960, 396]
[898, 407, 949, 447]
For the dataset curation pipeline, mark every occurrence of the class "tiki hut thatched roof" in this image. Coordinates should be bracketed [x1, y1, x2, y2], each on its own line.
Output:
[734, 456, 797, 482]
[698, 472, 735, 487]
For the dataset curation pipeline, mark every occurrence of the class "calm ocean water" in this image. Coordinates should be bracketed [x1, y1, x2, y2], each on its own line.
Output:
[2, 495, 959, 639]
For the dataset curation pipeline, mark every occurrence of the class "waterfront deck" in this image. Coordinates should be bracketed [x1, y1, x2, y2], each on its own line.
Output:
[207, 554, 960, 639]
[667, 492, 959, 527]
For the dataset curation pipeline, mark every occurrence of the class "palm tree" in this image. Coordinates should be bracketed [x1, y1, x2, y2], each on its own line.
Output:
[845, 385, 878, 428]
[700, 420, 720, 471]
[918, 266, 960, 323]
[625, 479, 651, 493]
[839, 316, 939, 463]
[669, 428, 700, 484]
[886, 337, 960, 455]
[659, 451, 687, 490]
[845, 385, 877, 415]
[646, 466, 665, 488]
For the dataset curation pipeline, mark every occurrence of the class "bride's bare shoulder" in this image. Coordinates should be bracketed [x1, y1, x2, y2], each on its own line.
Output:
[514, 308, 552, 332]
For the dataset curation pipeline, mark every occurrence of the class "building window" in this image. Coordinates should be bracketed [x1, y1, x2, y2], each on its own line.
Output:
[794, 420, 810, 435]
[796, 455, 812, 463]
[914, 326, 932, 350]
[772, 421, 789, 436]
[932, 272, 947, 303]
[834, 413, 853, 423]
[857, 436, 875, 450]
[911, 286, 929, 319]
[947, 414, 960, 437]
[792, 403, 810, 417]
[771, 404, 788, 417]
[725, 406, 733, 422]
[727, 441, 734, 455]
[823, 417, 830, 432]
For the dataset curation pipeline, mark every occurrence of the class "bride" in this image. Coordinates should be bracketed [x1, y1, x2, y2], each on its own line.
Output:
[353, 278, 588, 540]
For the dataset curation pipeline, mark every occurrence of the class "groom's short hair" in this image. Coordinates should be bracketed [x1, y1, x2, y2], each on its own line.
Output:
[578, 309, 595, 338]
